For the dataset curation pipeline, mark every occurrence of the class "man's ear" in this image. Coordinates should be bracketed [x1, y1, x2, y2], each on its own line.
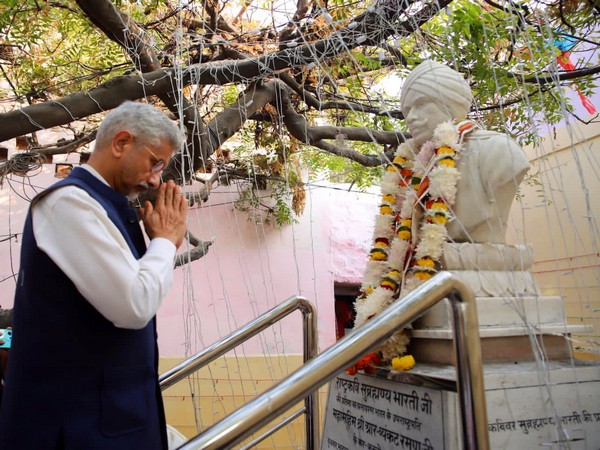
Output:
[112, 130, 134, 159]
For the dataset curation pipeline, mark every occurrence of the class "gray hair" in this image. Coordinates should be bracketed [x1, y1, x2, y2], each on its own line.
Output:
[95, 101, 184, 152]
[401, 60, 473, 120]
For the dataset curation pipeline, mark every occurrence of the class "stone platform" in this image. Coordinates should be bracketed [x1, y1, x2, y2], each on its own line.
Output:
[408, 295, 591, 364]
[321, 361, 600, 449]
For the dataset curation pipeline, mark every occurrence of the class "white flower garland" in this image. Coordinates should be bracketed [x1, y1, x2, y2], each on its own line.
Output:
[353, 119, 476, 360]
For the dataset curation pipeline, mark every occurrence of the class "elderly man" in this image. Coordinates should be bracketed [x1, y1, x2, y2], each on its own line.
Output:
[0, 101, 188, 449]
[401, 60, 530, 244]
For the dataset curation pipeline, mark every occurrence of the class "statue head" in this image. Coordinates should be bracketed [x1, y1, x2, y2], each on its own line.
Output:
[401, 60, 473, 146]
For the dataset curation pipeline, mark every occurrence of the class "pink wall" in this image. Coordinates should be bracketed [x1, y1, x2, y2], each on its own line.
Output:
[0, 147, 378, 357]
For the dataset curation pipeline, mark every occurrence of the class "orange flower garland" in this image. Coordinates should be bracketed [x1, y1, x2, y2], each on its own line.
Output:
[350, 120, 477, 368]
[346, 352, 381, 375]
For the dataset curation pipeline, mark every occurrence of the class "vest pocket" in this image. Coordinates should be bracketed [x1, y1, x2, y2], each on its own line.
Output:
[101, 365, 151, 437]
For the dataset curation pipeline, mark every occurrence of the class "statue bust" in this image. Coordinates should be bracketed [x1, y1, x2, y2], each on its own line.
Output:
[350, 62, 535, 365]
[400, 60, 530, 245]
[399, 60, 535, 296]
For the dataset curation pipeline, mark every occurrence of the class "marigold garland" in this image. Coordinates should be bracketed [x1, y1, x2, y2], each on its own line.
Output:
[391, 354, 416, 371]
[346, 352, 381, 375]
[349, 120, 477, 371]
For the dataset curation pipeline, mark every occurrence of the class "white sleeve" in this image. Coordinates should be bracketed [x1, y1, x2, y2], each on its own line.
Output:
[32, 186, 177, 330]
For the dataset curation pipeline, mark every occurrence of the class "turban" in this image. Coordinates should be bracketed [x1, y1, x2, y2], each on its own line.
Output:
[400, 60, 473, 119]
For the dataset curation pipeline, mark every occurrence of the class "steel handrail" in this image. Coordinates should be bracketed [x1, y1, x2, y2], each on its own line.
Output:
[177, 271, 489, 450]
[160, 295, 318, 449]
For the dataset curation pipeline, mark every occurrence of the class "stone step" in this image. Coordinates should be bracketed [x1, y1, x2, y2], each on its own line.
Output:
[411, 324, 592, 339]
[414, 296, 571, 330]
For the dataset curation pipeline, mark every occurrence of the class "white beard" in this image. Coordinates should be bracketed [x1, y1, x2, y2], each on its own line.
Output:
[127, 181, 150, 201]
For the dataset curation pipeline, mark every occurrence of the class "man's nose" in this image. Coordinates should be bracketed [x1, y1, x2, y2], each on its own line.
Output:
[148, 171, 162, 188]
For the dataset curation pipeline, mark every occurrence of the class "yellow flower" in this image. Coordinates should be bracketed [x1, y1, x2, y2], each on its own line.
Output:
[393, 155, 407, 165]
[411, 176, 421, 189]
[387, 270, 401, 279]
[400, 219, 412, 227]
[374, 240, 389, 248]
[370, 249, 387, 261]
[391, 354, 415, 371]
[382, 194, 395, 204]
[432, 215, 447, 225]
[414, 272, 432, 281]
[417, 258, 435, 268]
[380, 205, 393, 215]
[438, 158, 455, 168]
[364, 286, 373, 296]
[437, 146, 455, 156]
[381, 279, 397, 290]
[431, 201, 448, 210]
[398, 230, 411, 240]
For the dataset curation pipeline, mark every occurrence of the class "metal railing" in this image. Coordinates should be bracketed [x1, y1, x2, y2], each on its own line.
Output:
[176, 271, 489, 450]
[159, 295, 319, 449]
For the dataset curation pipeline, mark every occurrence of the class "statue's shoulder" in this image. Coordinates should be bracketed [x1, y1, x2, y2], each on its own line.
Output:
[467, 128, 518, 143]
[463, 128, 530, 173]
[465, 128, 522, 151]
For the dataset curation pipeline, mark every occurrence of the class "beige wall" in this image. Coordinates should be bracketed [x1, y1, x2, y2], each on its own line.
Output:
[507, 120, 600, 358]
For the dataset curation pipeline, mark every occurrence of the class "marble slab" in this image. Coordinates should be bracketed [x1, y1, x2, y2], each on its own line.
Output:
[323, 361, 600, 449]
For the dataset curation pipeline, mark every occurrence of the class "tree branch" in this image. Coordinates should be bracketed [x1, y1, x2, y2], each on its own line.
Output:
[1, 0, 445, 143]
[311, 139, 394, 166]
[523, 65, 600, 84]
[277, 71, 404, 118]
[75, 0, 210, 176]
[273, 79, 404, 165]
[31, 130, 97, 156]
[174, 231, 213, 267]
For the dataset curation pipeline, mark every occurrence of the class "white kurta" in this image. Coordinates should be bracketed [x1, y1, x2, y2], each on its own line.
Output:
[32, 165, 177, 330]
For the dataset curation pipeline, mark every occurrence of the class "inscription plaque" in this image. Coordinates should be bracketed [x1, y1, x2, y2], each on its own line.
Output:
[322, 372, 446, 450]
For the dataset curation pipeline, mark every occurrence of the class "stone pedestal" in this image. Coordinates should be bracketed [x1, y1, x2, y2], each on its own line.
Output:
[406, 243, 592, 364]
[407, 361, 600, 449]
[322, 362, 600, 450]
[409, 295, 591, 364]
[322, 240, 600, 449]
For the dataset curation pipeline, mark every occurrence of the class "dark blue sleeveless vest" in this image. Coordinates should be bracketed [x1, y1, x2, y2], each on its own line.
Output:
[0, 167, 167, 449]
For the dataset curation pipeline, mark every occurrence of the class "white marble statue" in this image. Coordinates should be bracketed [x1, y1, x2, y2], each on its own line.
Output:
[400, 60, 535, 297]
[352, 61, 536, 364]
[400, 60, 530, 245]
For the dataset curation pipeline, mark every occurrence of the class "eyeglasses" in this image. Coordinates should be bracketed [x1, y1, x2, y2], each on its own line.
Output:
[142, 146, 166, 173]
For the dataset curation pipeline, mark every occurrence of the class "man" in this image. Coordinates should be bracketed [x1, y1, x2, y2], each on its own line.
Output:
[400, 60, 530, 245]
[0, 101, 188, 449]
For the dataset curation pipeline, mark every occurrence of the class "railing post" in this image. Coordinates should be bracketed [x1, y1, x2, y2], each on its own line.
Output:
[159, 296, 316, 391]
[300, 299, 319, 450]
[448, 283, 489, 450]
[160, 296, 319, 449]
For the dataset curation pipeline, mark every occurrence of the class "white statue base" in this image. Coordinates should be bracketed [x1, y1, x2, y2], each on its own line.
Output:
[322, 362, 600, 450]
[406, 361, 600, 449]
[323, 234, 598, 449]
[406, 243, 592, 364]
[410, 294, 591, 364]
